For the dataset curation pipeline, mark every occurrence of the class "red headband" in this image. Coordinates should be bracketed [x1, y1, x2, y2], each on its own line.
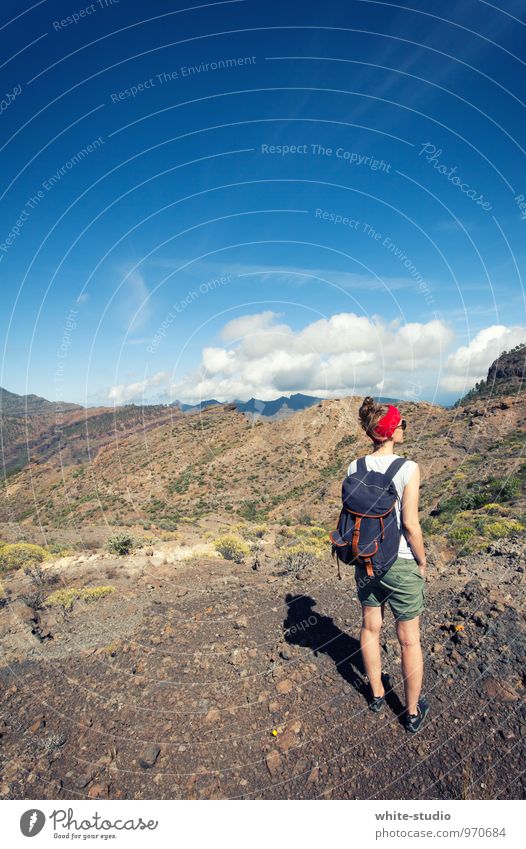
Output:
[371, 405, 401, 440]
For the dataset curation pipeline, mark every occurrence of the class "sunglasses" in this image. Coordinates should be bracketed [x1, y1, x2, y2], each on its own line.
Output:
[395, 419, 407, 430]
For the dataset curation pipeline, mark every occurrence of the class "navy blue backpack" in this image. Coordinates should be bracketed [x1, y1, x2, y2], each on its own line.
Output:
[329, 456, 406, 580]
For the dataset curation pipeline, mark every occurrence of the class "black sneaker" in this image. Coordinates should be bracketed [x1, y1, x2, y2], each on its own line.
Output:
[368, 694, 386, 713]
[367, 673, 392, 712]
[404, 696, 430, 734]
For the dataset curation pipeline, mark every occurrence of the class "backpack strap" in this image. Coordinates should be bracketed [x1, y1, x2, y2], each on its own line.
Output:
[382, 457, 407, 525]
[382, 456, 407, 486]
[357, 456, 367, 475]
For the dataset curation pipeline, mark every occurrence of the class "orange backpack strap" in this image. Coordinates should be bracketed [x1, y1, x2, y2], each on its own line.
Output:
[351, 515, 375, 576]
[362, 556, 374, 577]
[351, 515, 362, 558]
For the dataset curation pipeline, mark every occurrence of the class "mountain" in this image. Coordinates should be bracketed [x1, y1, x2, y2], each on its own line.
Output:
[234, 392, 323, 418]
[453, 343, 526, 408]
[172, 399, 222, 413]
[3, 390, 525, 545]
[0, 399, 182, 476]
[0, 386, 82, 415]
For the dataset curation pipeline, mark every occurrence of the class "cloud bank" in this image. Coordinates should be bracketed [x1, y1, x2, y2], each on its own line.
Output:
[107, 312, 525, 405]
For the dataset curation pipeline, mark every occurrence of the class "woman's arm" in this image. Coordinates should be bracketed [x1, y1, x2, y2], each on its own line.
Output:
[401, 464, 427, 576]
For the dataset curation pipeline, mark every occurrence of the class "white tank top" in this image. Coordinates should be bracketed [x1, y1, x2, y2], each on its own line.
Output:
[347, 453, 418, 559]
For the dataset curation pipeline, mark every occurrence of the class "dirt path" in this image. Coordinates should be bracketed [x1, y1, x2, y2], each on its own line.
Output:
[0, 544, 525, 800]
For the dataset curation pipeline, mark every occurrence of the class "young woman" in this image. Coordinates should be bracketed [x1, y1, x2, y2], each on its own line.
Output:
[348, 396, 429, 733]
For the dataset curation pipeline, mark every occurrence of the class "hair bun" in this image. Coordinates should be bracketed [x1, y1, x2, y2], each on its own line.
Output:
[358, 395, 389, 437]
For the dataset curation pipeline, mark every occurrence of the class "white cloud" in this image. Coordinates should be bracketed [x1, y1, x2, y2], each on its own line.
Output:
[169, 310, 455, 403]
[108, 371, 169, 404]
[439, 325, 526, 392]
[106, 312, 525, 405]
[149, 257, 420, 293]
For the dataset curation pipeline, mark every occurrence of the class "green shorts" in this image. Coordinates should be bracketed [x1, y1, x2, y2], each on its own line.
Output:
[354, 555, 426, 621]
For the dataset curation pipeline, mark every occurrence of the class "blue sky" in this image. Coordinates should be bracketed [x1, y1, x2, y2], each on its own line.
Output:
[1, 0, 525, 408]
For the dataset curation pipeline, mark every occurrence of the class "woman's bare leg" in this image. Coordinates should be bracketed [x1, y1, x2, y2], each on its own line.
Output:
[396, 616, 423, 714]
[360, 604, 385, 696]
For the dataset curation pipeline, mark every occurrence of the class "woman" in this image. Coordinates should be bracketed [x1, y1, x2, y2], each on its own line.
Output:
[348, 396, 429, 734]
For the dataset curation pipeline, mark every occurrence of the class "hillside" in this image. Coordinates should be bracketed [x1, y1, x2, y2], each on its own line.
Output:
[1, 393, 526, 561]
[454, 343, 526, 408]
[0, 387, 432, 479]
[1, 390, 526, 800]
[0, 402, 181, 476]
[0, 386, 82, 416]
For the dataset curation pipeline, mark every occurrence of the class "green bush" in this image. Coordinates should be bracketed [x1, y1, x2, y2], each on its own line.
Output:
[447, 525, 476, 544]
[420, 517, 442, 535]
[483, 519, 524, 540]
[46, 542, 76, 556]
[297, 512, 313, 526]
[237, 500, 261, 521]
[0, 543, 51, 574]
[437, 475, 523, 517]
[480, 503, 510, 515]
[277, 548, 322, 573]
[296, 525, 327, 540]
[44, 585, 115, 611]
[106, 534, 134, 556]
[213, 535, 250, 563]
[82, 586, 116, 603]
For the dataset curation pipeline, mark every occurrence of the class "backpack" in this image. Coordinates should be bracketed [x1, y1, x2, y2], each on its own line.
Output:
[329, 456, 407, 580]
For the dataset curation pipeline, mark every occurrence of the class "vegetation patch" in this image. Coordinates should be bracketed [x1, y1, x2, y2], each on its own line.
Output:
[0, 543, 51, 574]
[277, 548, 323, 574]
[167, 467, 194, 495]
[44, 585, 116, 612]
[106, 534, 134, 555]
[435, 475, 522, 517]
[46, 542, 77, 557]
[447, 525, 477, 544]
[213, 535, 250, 563]
[482, 519, 524, 540]
[237, 499, 268, 521]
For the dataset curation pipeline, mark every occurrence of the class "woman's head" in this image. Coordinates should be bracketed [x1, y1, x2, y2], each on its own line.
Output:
[358, 396, 405, 445]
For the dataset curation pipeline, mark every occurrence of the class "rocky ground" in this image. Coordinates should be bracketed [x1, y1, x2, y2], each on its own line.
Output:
[0, 534, 525, 800]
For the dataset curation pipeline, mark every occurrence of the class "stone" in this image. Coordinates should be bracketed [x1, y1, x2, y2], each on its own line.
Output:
[277, 730, 296, 753]
[307, 766, 319, 784]
[138, 744, 161, 769]
[87, 783, 106, 798]
[205, 709, 221, 724]
[265, 750, 281, 777]
[277, 679, 293, 695]
[12, 602, 37, 625]
[150, 555, 165, 567]
[74, 767, 102, 789]
[28, 717, 45, 734]
[482, 677, 519, 702]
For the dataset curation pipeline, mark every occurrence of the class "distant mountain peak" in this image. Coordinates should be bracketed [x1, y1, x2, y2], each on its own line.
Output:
[0, 386, 82, 415]
[453, 343, 526, 407]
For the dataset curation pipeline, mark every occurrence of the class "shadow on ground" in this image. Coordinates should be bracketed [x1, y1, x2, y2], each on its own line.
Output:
[283, 593, 405, 721]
